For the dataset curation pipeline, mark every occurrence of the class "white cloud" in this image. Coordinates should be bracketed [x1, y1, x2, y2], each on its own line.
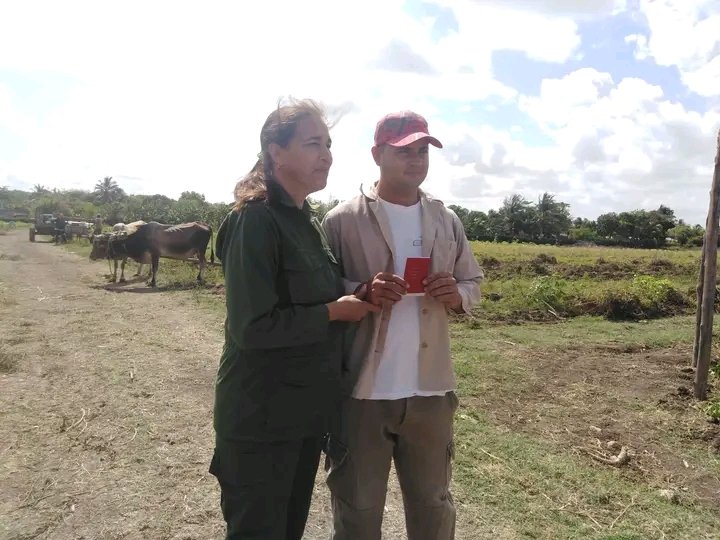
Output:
[624, 34, 649, 60]
[373, 41, 438, 74]
[0, 85, 37, 138]
[469, 0, 627, 18]
[0, 0, 523, 206]
[0, 0, 718, 227]
[681, 54, 720, 97]
[434, 0, 582, 64]
[631, 0, 720, 97]
[522, 68, 615, 127]
[471, 0, 627, 20]
[406, 64, 719, 223]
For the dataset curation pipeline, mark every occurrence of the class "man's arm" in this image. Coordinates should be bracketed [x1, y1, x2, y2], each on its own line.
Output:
[321, 211, 364, 295]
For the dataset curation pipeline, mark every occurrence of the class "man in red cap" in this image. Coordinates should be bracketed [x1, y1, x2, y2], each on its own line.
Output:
[322, 111, 483, 539]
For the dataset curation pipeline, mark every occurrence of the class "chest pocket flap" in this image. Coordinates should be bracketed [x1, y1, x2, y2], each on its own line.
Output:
[431, 239, 458, 273]
[282, 248, 336, 305]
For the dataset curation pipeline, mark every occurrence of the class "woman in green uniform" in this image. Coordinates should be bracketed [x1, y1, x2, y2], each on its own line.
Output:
[210, 99, 378, 540]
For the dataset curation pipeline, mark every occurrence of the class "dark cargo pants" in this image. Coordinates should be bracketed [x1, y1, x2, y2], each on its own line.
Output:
[209, 435, 324, 540]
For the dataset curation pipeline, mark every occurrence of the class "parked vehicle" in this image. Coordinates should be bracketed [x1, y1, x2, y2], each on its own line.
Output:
[29, 214, 56, 242]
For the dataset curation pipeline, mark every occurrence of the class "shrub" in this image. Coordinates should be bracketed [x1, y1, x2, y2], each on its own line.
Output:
[596, 276, 687, 320]
[632, 275, 684, 308]
[598, 288, 645, 320]
[527, 276, 569, 311]
[704, 400, 720, 422]
[533, 253, 558, 265]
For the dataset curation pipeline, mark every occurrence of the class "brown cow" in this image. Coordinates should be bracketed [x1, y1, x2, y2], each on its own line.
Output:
[107, 221, 214, 287]
[90, 232, 151, 283]
[110, 221, 148, 276]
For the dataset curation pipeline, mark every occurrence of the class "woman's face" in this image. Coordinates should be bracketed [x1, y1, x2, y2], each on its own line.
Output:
[271, 114, 333, 196]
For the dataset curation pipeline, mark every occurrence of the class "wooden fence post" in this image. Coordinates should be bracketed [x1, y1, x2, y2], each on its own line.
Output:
[695, 130, 720, 400]
[693, 215, 709, 368]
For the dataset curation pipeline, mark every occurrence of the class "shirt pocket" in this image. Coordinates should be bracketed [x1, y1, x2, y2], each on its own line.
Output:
[431, 239, 458, 273]
[281, 353, 326, 386]
[282, 248, 336, 305]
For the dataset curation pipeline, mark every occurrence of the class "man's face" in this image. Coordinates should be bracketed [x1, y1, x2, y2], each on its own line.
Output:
[372, 139, 430, 190]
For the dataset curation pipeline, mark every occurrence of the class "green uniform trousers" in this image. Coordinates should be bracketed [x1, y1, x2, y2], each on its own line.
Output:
[210, 435, 324, 540]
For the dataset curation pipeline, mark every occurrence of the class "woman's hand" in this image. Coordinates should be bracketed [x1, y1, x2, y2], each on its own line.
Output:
[326, 295, 381, 322]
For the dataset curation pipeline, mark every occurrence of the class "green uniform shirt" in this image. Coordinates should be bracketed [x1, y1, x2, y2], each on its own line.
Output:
[214, 187, 346, 442]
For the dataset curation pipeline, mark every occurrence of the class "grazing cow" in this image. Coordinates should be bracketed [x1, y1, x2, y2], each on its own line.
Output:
[109, 221, 147, 277]
[90, 233, 146, 283]
[108, 221, 214, 287]
[112, 220, 146, 234]
[65, 221, 93, 241]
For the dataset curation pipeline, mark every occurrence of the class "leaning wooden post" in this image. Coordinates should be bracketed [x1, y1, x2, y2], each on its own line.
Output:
[695, 130, 720, 400]
[692, 217, 708, 368]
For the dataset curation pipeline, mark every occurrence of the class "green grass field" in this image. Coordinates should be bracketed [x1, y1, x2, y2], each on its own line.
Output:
[65, 238, 720, 538]
[0, 220, 29, 235]
[472, 242, 703, 322]
[450, 316, 720, 539]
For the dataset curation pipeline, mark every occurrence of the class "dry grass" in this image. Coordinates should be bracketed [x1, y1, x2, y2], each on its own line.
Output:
[0, 252, 22, 261]
[0, 344, 18, 373]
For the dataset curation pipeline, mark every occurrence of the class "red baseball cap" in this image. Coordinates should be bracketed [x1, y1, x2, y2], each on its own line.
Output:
[373, 111, 443, 148]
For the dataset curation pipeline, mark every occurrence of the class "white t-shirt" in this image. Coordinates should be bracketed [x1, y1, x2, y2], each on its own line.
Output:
[361, 198, 447, 400]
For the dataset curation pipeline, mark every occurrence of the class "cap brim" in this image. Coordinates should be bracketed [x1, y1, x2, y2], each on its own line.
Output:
[386, 132, 443, 148]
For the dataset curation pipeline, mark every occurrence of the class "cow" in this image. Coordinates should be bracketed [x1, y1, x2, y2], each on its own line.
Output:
[90, 232, 147, 283]
[112, 221, 146, 234]
[65, 220, 93, 241]
[106, 221, 214, 287]
[108, 221, 147, 277]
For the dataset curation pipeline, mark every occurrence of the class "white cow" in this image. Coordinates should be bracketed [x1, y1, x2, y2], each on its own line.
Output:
[112, 220, 146, 234]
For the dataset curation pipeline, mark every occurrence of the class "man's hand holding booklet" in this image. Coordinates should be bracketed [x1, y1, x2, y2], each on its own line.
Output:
[403, 257, 431, 296]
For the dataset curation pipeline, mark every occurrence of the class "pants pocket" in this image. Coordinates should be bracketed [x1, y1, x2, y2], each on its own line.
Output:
[448, 390, 460, 412]
[209, 443, 273, 490]
[446, 440, 455, 490]
[323, 433, 349, 474]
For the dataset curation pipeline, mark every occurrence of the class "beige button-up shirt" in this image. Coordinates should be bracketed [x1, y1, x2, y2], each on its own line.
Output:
[322, 184, 484, 398]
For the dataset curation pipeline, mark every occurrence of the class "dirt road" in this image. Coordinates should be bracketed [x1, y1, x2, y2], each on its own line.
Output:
[0, 230, 410, 539]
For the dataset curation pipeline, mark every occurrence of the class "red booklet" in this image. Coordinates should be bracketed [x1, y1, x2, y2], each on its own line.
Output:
[403, 257, 431, 295]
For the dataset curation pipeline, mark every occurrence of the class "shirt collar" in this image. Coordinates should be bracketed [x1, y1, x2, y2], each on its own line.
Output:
[360, 181, 431, 205]
[271, 181, 312, 215]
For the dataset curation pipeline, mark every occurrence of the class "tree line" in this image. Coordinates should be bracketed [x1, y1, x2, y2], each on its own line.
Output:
[0, 180, 706, 248]
[444, 193, 704, 248]
[0, 178, 232, 232]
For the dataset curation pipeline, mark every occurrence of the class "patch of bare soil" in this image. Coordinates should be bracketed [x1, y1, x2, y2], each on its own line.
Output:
[0, 231, 420, 539]
[475, 343, 720, 504]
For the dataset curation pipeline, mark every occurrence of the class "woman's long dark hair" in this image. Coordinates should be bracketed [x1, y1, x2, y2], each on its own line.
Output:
[233, 99, 328, 210]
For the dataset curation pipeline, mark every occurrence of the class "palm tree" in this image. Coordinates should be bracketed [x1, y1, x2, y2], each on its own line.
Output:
[535, 192, 570, 240]
[500, 194, 533, 238]
[32, 184, 49, 196]
[93, 177, 125, 204]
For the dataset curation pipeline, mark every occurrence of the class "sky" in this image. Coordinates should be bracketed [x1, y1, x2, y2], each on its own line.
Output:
[0, 0, 719, 225]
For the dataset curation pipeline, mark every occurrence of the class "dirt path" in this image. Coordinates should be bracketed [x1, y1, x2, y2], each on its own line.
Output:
[0, 230, 411, 539]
